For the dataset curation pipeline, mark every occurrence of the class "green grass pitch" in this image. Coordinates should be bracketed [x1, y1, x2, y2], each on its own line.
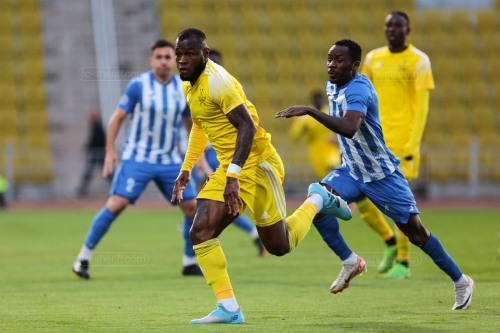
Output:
[1, 207, 499, 332]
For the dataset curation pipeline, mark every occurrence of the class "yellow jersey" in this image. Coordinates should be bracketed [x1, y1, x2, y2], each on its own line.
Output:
[182, 60, 276, 169]
[289, 106, 341, 178]
[361, 44, 435, 153]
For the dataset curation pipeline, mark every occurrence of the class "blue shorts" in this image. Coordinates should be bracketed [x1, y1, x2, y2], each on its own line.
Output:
[321, 166, 419, 224]
[192, 147, 220, 184]
[110, 159, 197, 204]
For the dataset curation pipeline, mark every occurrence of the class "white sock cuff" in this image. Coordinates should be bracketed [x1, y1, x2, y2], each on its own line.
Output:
[77, 245, 93, 261]
[342, 252, 358, 265]
[183, 255, 197, 267]
[306, 193, 323, 211]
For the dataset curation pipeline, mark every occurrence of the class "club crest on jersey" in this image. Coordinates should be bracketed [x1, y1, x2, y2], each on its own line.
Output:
[198, 88, 207, 106]
[173, 92, 182, 100]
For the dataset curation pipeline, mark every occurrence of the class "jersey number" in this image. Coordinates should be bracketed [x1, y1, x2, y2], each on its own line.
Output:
[126, 178, 135, 193]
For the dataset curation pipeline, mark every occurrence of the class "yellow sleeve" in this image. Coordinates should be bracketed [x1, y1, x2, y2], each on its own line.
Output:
[403, 89, 430, 157]
[415, 55, 435, 91]
[289, 117, 307, 142]
[181, 116, 209, 172]
[360, 51, 374, 81]
[208, 71, 245, 114]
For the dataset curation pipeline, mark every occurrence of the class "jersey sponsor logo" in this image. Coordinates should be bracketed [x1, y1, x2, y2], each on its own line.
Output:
[260, 212, 270, 219]
[173, 92, 182, 101]
[375, 61, 382, 68]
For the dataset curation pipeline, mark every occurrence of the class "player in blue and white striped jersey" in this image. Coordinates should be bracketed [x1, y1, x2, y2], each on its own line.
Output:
[73, 39, 201, 279]
[276, 39, 473, 310]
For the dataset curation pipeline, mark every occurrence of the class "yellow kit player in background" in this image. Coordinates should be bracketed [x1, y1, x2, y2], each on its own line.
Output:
[289, 91, 341, 178]
[172, 28, 351, 324]
[359, 11, 435, 278]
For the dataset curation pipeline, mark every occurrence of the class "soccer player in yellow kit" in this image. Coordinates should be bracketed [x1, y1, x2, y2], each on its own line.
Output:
[172, 28, 352, 324]
[289, 91, 341, 178]
[359, 11, 435, 278]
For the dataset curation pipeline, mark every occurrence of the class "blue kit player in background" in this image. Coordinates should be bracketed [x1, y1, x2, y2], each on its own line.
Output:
[189, 48, 267, 257]
[276, 39, 474, 310]
[73, 39, 202, 278]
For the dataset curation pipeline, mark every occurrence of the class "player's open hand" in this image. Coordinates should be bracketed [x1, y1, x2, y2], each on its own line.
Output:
[275, 106, 311, 118]
[103, 150, 119, 178]
[172, 171, 190, 203]
[224, 176, 243, 216]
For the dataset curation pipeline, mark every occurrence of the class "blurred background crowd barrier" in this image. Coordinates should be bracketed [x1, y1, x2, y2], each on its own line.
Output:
[0, 0, 499, 201]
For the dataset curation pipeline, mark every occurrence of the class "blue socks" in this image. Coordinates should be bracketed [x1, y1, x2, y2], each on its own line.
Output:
[84, 207, 117, 249]
[422, 233, 462, 282]
[232, 214, 255, 235]
[313, 215, 352, 261]
[183, 216, 195, 259]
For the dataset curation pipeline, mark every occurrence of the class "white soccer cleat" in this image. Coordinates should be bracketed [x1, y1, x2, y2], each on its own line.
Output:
[452, 275, 474, 310]
[330, 256, 367, 294]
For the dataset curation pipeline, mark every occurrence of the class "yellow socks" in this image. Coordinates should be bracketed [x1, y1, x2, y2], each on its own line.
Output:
[356, 198, 394, 241]
[285, 201, 317, 251]
[395, 229, 411, 262]
[193, 239, 234, 300]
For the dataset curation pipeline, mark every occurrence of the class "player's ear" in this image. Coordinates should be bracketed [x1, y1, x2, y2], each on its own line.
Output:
[352, 60, 361, 71]
[203, 47, 210, 62]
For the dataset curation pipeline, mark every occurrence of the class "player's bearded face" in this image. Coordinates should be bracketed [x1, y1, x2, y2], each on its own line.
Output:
[175, 42, 207, 82]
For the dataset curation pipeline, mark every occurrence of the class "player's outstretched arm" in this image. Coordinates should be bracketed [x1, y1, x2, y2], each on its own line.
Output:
[102, 108, 128, 178]
[224, 104, 255, 215]
[276, 106, 364, 139]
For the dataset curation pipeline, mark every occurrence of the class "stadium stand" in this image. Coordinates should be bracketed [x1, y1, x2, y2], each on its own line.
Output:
[0, 0, 52, 183]
[157, 0, 500, 183]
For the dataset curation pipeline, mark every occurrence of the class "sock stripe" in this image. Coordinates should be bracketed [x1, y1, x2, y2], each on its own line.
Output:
[193, 239, 220, 251]
[259, 161, 287, 219]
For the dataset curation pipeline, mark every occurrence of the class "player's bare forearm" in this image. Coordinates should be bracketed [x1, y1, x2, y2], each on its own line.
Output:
[226, 104, 256, 167]
[276, 106, 363, 139]
[307, 108, 364, 138]
[106, 108, 128, 152]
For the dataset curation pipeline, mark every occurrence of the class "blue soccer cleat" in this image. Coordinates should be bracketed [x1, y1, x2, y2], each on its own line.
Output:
[190, 304, 245, 324]
[308, 182, 352, 221]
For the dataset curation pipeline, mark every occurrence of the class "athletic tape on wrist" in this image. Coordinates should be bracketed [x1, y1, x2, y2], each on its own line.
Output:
[227, 163, 241, 178]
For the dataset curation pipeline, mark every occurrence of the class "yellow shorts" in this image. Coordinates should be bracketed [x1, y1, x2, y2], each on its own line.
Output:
[197, 152, 286, 227]
[398, 153, 420, 181]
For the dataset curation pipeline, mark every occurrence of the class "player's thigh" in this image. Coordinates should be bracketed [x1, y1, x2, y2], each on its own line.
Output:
[363, 169, 420, 224]
[190, 199, 237, 244]
[320, 166, 364, 203]
[239, 153, 287, 228]
[109, 160, 150, 204]
[154, 163, 198, 204]
[398, 153, 420, 180]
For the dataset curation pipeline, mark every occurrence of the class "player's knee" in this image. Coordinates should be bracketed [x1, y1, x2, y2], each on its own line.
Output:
[396, 215, 430, 247]
[106, 195, 129, 215]
[265, 243, 289, 257]
[189, 222, 213, 245]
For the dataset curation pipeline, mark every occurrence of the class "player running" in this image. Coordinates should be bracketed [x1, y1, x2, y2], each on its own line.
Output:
[72, 39, 202, 279]
[359, 11, 435, 278]
[276, 39, 474, 311]
[172, 28, 351, 324]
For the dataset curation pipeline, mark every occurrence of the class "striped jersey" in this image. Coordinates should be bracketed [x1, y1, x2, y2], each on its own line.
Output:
[326, 74, 400, 183]
[118, 71, 190, 164]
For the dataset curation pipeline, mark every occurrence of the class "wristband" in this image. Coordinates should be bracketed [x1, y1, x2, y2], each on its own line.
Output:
[227, 163, 241, 178]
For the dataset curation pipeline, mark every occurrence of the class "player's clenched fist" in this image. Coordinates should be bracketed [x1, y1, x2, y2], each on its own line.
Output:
[172, 171, 190, 203]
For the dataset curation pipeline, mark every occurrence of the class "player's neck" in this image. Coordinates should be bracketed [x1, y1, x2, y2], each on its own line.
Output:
[388, 42, 408, 53]
[154, 71, 172, 84]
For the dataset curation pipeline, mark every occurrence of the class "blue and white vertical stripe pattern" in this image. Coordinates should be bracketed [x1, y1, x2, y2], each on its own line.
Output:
[119, 71, 187, 164]
[326, 75, 399, 183]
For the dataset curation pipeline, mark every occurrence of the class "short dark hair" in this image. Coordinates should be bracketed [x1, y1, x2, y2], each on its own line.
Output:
[151, 39, 174, 53]
[390, 11, 410, 25]
[176, 28, 207, 47]
[333, 39, 362, 62]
